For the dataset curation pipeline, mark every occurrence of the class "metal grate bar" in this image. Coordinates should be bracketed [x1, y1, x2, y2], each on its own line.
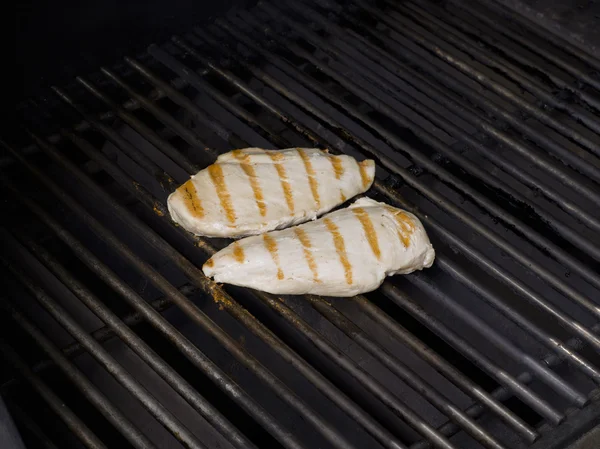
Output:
[53, 78, 186, 143]
[408, 270, 594, 394]
[0, 291, 159, 449]
[0, 340, 108, 449]
[57, 127, 171, 215]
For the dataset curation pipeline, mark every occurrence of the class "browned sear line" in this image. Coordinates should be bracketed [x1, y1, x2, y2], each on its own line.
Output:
[178, 180, 204, 218]
[232, 242, 245, 263]
[385, 206, 415, 247]
[324, 218, 353, 285]
[353, 207, 381, 260]
[208, 163, 236, 224]
[294, 228, 320, 283]
[263, 234, 284, 280]
[358, 160, 373, 189]
[204, 258, 214, 268]
[298, 149, 321, 208]
[232, 150, 267, 217]
[329, 155, 345, 179]
[329, 155, 346, 202]
[267, 152, 295, 213]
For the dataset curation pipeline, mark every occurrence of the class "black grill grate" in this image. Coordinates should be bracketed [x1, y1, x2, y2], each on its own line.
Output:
[2, 0, 600, 448]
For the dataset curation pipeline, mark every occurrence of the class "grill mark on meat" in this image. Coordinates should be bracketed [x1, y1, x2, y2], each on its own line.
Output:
[385, 206, 415, 247]
[208, 163, 236, 224]
[294, 228, 320, 283]
[298, 148, 321, 208]
[324, 218, 353, 285]
[358, 160, 373, 189]
[353, 207, 381, 260]
[232, 150, 267, 217]
[232, 242, 245, 263]
[267, 152, 295, 214]
[263, 234, 284, 280]
[179, 180, 204, 218]
[329, 155, 345, 179]
[329, 155, 346, 202]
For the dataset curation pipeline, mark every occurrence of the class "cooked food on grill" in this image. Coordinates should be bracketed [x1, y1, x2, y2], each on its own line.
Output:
[203, 197, 435, 296]
[167, 147, 376, 238]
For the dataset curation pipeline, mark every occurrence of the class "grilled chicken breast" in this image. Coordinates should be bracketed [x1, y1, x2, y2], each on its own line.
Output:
[203, 197, 435, 296]
[167, 148, 376, 238]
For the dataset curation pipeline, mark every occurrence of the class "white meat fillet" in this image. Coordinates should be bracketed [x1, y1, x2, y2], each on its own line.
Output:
[203, 197, 435, 297]
[167, 148, 376, 238]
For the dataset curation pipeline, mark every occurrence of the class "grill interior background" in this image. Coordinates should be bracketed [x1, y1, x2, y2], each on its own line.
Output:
[3, 0, 600, 448]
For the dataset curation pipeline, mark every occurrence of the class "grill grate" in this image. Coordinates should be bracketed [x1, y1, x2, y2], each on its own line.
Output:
[2, 0, 600, 448]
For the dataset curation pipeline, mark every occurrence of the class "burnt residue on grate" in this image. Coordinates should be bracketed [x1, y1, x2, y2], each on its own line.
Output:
[2, 0, 600, 448]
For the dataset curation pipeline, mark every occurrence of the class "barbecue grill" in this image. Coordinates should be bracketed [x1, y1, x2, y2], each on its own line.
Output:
[4, 0, 600, 448]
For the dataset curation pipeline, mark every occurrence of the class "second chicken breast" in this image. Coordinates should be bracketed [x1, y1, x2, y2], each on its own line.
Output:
[203, 197, 435, 297]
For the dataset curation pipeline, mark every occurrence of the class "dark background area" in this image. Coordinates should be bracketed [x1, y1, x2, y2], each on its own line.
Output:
[15, 0, 243, 102]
